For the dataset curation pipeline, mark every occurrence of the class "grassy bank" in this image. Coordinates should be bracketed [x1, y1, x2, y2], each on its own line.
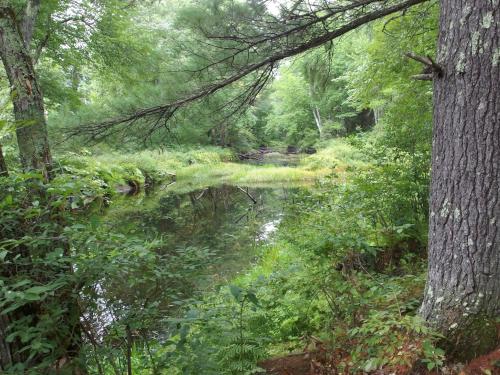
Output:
[55, 147, 235, 194]
[54, 141, 365, 197]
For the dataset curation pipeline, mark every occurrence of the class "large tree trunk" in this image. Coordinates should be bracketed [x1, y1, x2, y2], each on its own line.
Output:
[420, 0, 499, 360]
[0, 6, 52, 180]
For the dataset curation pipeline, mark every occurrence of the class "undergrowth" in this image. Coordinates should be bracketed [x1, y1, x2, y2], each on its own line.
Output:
[1, 139, 442, 374]
[141, 138, 442, 375]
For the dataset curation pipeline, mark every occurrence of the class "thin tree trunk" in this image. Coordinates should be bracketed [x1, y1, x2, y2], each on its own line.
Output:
[420, 0, 499, 360]
[126, 325, 133, 375]
[312, 106, 323, 136]
[0, 144, 8, 176]
[0, 6, 52, 180]
[0, 314, 18, 370]
[373, 107, 383, 125]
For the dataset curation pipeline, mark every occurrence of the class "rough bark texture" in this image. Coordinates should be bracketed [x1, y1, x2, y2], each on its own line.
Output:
[19, 0, 41, 48]
[420, 0, 500, 360]
[0, 6, 52, 179]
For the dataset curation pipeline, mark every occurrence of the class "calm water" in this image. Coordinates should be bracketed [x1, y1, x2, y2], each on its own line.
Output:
[107, 183, 296, 285]
[87, 159, 310, 337]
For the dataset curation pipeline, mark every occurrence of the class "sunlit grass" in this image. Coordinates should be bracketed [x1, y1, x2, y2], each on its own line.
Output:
[57, 139, 366, 194]
[173, 162, 330, 192]
[301, 138, 369, 171]
[171, 139, 365, 190]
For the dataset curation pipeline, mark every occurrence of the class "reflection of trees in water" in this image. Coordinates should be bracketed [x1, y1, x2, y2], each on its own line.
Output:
[85, 184, 299, 357]
[158, 185, 262, 241]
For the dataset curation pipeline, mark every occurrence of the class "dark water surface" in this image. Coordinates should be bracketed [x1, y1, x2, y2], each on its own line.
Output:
[106, 182, 301, 292]
[86, 182, 305, 338]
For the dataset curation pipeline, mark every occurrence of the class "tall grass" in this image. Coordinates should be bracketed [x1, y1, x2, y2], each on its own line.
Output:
[301, 139, 369, 171]
[55, 140, 365, 193]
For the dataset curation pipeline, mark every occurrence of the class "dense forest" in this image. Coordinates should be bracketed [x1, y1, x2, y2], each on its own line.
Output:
[0, 0, 498, 374]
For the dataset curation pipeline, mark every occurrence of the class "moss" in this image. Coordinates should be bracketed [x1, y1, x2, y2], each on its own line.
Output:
[443, 315, 499, 361]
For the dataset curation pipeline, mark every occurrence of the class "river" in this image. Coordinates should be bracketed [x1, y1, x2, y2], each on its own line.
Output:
[87, 157, 311, 339]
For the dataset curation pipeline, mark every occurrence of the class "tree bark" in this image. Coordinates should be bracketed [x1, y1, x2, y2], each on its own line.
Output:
[19, 0, 41, 48]
[0, 144, 8, 176]
[420, 0, 500, 360]
[0, 6, 52, 180]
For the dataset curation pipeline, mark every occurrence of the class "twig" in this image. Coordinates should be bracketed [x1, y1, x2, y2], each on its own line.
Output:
[126, 324, 133, 375]
[411, 73, 433, 81]
[405, 51, 443, 78]
[237, 186, 257, 204]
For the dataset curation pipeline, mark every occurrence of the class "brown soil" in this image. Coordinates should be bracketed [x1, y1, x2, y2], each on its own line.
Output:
[259, 353, 311, 375]
[461, 348, 500, 375]
[259, 347, 500, 375]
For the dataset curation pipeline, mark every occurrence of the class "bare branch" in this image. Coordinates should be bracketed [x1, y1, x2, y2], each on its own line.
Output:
[405, 51, 433, 66]
[411, 73, 433, 80]
[405, 51, 443, 76]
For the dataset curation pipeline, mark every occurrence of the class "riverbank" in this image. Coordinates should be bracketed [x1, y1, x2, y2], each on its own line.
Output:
[4, 137, 494, 374]
[136, 137, 451, 375]
[54, 140, 363, 198]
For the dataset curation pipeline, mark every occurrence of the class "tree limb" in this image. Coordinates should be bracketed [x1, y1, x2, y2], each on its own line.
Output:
[405, 51, 443, 77]
[74, 0, 430, 139]
[411, 73, 433, 80]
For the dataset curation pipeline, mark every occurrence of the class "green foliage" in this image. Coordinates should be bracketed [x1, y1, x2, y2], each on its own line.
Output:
[345, 3, 438, 155]
[160, 285, 268, 375]
[0, 171, 90, 373]
[146, 129, 438, 373]
[0, 145, 238, 372]
[0, 1, 446, 373]
[265, 67, 317, 147]
[349, 313, 444, 372]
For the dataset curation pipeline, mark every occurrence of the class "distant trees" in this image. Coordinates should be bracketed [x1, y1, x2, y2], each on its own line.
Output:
[265, 43, 368, 148]
[265, 67, 317, 147]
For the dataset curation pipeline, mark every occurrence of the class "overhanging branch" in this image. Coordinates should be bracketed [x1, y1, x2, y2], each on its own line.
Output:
[73, 0, 430, 140]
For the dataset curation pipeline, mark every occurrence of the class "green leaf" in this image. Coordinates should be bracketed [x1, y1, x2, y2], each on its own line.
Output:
[24, 285, 54, 295]
[3, 195, 13, 205]
[245, 291, 261, 308]
[229, 285, 243, 302]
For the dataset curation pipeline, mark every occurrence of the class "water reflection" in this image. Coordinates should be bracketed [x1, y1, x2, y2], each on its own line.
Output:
[85, 183, 302, 338]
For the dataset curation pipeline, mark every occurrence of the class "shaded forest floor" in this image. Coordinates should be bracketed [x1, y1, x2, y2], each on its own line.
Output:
[260, 347, 500, 375]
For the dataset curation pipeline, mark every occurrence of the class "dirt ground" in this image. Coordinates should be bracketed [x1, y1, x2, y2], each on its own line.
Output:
[259, 348, 500, 375]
